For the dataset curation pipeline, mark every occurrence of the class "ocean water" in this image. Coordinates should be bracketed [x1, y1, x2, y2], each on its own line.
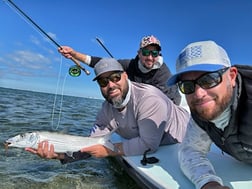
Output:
[0, 87, 140, 189]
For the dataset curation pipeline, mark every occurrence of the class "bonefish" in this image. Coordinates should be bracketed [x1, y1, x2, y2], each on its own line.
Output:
[5, 131, 115, 154]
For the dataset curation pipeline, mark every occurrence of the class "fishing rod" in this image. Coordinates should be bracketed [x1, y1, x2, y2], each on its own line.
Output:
[96, 37, 114, 58]
[5, 0, 90, 76]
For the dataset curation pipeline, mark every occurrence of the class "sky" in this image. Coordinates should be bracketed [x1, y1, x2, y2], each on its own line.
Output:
[1, 0, 252, 99]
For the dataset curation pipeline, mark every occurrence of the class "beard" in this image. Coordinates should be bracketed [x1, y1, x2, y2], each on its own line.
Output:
[190, 83, 234, 120]
[103, 84, 128, 108]
[143, 60, 154, 69]
[111, 96, 124, 107]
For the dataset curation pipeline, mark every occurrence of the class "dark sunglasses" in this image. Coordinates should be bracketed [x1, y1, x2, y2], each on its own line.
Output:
[97, 72, 123, 88]
[178, 67, 229, 94]
[141, 49, 159, 57]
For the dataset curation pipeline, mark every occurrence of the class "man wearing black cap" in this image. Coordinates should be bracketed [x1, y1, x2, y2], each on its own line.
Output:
[26, 58, 189, 162]
[58, 35, 181, 105]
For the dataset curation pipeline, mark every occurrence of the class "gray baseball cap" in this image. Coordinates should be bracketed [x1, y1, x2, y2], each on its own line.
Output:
[93, 58, 124, 81]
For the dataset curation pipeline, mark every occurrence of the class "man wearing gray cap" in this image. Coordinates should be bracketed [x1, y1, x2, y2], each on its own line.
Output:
[168, 40, 252, 189]
[26, 57, 189, 162]
[58, 35, 181, 105]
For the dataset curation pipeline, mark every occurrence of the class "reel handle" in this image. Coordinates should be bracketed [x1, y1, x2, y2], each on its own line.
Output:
[70, 57, 90, 75]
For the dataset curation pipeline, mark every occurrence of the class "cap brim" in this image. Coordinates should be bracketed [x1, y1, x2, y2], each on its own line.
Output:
[92, 70, 123, 81]
[167, 64, 228, 86]
[92, 76, 99, 81]
[141, 44, 161, 51]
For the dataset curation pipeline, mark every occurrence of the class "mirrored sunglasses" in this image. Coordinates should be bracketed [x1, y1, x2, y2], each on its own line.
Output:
[141, 49, 159, 57]
[97, 72, 123, 88]
[178, 67, 229, 94]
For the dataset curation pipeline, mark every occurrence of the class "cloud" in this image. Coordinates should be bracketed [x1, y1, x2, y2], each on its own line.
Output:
[0, 50, 58, 79]
[47, 32, 57, 41]
[30, 35, 41, 46]
[41, 32, 59, 47]
[30, 35, 57, 55]
[10, 50, 51, 69]
[0, 31, 62, 80]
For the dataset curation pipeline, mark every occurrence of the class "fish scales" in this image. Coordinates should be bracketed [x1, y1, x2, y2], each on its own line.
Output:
[5, 131, 114, 153]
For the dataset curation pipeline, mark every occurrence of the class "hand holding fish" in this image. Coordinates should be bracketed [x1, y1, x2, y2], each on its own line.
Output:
[80, 144, 111, 158]
[5, 131, 115, 162]
[25, 141, 64, 160]
[81, 143, 124, 158]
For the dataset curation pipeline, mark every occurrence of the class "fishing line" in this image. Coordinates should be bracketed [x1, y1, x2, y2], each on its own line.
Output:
[51, 56, 69, 130]
[4, 0, 90, 75]
[4, 0, 86, 130]
[4, 0, 55, 48]
[51, 55, 63, 130]
[53, 72, 68, 131]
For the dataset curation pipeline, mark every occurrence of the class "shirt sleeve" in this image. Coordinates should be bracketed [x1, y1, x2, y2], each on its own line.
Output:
[178, 118, 223, 189]
[122, 96, 169, 156]
[89, 56, 102, 68]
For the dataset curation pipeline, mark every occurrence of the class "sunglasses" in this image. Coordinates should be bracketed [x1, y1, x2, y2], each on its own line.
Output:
[97, 72, 123, 88]
[141, 49, 159, 57]
[178, 67, 229, 94]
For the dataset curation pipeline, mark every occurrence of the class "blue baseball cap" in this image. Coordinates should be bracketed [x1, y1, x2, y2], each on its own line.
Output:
[167, 40, 231, 86]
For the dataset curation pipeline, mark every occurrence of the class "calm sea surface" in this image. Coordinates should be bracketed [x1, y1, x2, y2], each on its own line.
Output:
[0, 87, 140, 189]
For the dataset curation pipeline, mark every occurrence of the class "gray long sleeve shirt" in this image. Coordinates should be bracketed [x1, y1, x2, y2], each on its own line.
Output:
[91, 81, 189, 156]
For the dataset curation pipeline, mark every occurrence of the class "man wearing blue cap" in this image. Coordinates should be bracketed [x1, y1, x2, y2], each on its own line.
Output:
[26, 58, 189, 163]
[168, 40, 252, 189]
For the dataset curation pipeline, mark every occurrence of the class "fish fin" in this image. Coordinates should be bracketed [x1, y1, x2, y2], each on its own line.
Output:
[110, 127, 118, 134]
[104, 140, 115, 151]
[104, 127, 118, 139]
[91, 127, 117, 138]
[102, 128, 118, 150]
[66, 151, 74, 158]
